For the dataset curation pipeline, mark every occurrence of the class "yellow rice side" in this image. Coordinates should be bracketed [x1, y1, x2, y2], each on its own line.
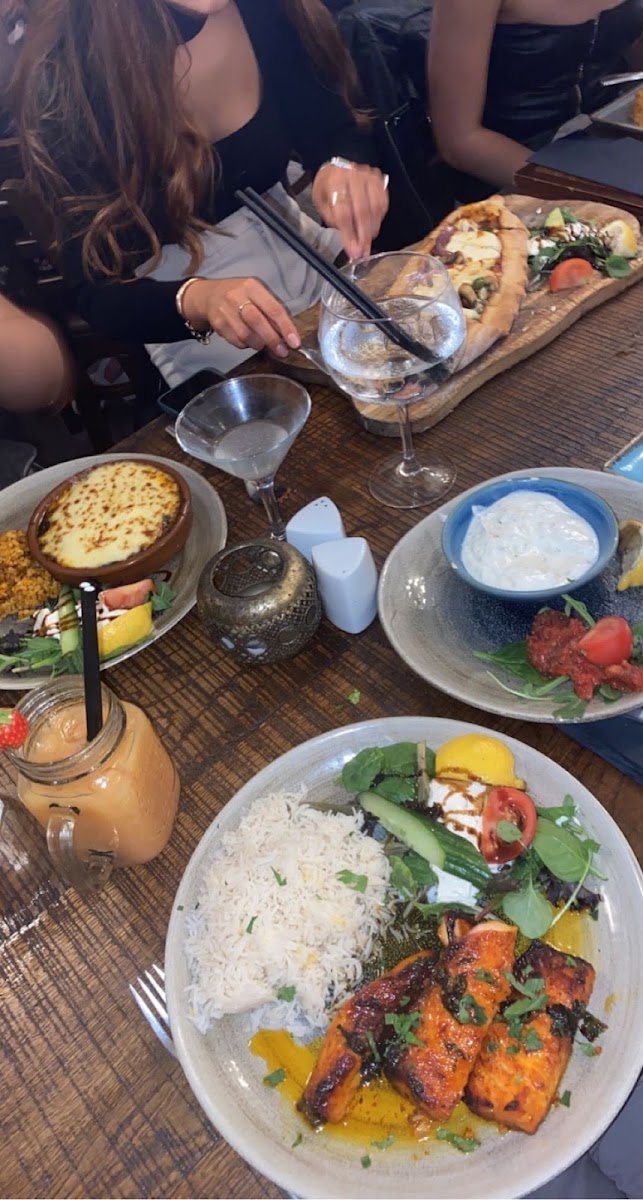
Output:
[0, 530, 57, 621]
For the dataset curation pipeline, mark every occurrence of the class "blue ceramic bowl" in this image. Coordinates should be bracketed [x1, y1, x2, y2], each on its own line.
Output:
[442, 476, 619, 602]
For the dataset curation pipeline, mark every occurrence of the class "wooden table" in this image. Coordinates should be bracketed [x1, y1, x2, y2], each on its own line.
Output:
[2, 284, 643, 1200]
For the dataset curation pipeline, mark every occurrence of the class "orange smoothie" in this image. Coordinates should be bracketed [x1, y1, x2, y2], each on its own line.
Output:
[17, 698, 179, 866]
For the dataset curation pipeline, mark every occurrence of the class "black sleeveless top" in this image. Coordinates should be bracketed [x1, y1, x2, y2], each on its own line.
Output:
[484, 0, 643, 148]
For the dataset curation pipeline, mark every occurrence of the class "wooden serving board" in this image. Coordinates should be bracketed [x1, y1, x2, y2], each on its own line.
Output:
[281, 195, 643, 435]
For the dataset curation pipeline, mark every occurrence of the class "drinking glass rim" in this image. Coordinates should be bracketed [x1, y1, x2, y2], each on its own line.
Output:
[320, 251, 451, 321]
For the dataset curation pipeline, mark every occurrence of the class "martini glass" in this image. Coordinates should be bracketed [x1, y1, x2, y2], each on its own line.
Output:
[317, 252, 465, 509]
[175, 375, 311, 539]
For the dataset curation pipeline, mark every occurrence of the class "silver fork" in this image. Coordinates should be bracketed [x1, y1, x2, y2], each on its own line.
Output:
[129, 963, 177, 1059]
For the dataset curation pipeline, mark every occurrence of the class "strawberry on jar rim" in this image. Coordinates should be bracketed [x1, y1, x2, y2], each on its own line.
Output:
[0, 708, 29, 750]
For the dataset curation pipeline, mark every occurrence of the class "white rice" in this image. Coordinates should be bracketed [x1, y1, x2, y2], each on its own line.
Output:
[184, 787, 392, 1040]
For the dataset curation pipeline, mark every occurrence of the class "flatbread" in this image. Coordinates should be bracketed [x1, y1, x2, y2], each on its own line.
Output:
[424, 195, 529, 369]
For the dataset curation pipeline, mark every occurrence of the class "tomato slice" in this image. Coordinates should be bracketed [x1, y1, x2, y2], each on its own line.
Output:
[101, 579, 155, 610]
[578, 616, 633, 667]
[548, 258, 596, 292]
[481, 786, 537, 865]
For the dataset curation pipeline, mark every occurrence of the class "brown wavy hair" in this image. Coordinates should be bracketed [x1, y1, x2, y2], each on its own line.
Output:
[12, 0, 365, 280]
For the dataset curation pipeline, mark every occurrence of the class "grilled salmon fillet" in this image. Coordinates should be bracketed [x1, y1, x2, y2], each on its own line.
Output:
[386, 919, 518, 1121]
[465, 942, 596, 1134]
[299, 949, 436, 1127]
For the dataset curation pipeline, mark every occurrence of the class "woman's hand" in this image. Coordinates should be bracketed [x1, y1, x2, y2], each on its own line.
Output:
[312, 162, 389, 260]
[181, 277, 301, 358]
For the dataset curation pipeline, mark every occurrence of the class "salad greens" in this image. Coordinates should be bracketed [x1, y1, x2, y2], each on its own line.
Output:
[0, 579, 176, 677]
[340, 741, 605, 942]
[528, 206, 633, 287]
[474, 595, 643, 719]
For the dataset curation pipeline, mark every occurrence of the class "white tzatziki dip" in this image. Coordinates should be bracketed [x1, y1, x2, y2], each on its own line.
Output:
[460, 490, 600, 590]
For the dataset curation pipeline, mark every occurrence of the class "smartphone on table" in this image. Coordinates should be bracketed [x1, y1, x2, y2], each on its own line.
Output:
[157, 368, 225, 419]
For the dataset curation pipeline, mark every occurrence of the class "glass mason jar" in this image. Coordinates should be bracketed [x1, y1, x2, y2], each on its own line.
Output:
[7, 679, 180, 892]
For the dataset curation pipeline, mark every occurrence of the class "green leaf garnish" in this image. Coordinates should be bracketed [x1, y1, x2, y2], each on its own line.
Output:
[577, 1041, 601, 1056]
[383, 741, 425, 776]
[246, 915, 258, 933]
[263, 1068, 286, 1087]
[341, 747, 384, 793]
[361, 1155, 371, 1169]
[605, 254, 632, 278]
[496, 820, 523, 844]
[523, 1027, 544, 1052]
[562, 594, 595, 627]
[372, 1134, 396, 1150]
[560, 1090, 572, 1107]
[271, 868, 287, 887]
[456, 994, 487, 1026]
[292, 1132, 303, 1147]
[385, 1010, 424, 1045]
[336, 869, 368, 893]
[502, 871, 555, 939]
[276, 985, 296, 1002]
[436, 1129, 480, 1153]
[475, 969, 496, 984]
[348, 689, 361, 705]
[151, 579, 176, 613]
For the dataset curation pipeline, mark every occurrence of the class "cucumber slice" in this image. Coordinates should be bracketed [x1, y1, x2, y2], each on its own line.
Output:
[359, 792, 491, 889]
[359, 792, 445, 870]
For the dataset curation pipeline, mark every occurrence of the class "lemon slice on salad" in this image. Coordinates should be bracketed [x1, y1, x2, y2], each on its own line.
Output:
[602, 219, 638, 259]
[97, 601, 153, 659]
[435, 733, 525, 789]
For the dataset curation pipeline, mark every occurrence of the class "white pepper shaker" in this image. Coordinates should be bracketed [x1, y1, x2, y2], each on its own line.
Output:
[312, 537, 378, 634]
[286, 497, 346, 563]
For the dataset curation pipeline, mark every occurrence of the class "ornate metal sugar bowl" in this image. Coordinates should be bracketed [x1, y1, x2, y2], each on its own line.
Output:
[197, 539, 322, 664]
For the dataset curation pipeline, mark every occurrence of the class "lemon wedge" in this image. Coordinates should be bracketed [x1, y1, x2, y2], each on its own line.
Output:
[435, 733, 525, 789]
[617, 519, 643, 591]
[97, 601, 153, 659]
[602, 219, 638, 259]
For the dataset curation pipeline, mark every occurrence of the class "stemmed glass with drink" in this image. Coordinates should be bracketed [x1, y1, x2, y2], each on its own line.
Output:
[175, 376, 311, 539]
[317, 252, 465, 509]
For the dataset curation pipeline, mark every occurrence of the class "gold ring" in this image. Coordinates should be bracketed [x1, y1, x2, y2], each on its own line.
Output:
[329, 190, 349, 208]
[238, 299, 252, 317]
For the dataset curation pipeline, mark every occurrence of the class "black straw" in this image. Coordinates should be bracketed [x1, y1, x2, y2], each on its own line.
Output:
[235, 186, 449, 378]
[80, 582, 103, 742]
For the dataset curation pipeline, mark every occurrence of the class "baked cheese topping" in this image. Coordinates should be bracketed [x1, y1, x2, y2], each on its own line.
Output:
[39, 461, 182, 569]
[445, 230, 502, 286]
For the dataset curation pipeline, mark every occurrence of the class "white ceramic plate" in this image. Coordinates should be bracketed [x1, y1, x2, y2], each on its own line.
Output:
[378, 467, 643, 723]
[0, 452, 227, 689]
[165, 716, 643, 1200]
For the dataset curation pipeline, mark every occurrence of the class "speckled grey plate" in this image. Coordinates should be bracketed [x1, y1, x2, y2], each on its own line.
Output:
[378, 467, 643, 724]
[165, 716, 643, 1199]
[0, 453, 227, 689]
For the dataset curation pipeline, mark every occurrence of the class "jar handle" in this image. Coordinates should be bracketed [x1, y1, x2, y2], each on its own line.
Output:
[46, 804, 117, 893]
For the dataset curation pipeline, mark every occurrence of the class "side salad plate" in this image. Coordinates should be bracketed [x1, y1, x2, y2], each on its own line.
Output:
[165, 716, 643, 1200]
[0, 453, 227, 690]
[379, 467, 643, 723]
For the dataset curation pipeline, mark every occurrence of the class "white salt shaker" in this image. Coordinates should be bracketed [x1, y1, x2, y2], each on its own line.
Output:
[312, 537, 378, 634]
[286, 497, 346, 563]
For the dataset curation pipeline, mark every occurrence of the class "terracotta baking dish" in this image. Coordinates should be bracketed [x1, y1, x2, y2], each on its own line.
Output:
[27, 458, 192, 585]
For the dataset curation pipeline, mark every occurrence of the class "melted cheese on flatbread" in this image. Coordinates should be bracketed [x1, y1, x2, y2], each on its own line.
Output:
[445, 230, 502, 286]
[39, 461, 181, 569]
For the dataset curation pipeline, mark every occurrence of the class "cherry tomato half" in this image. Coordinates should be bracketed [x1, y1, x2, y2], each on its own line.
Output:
[577, 616, 633, 667]
[481, 786, 538, 865]
[548, 257, 596, 292]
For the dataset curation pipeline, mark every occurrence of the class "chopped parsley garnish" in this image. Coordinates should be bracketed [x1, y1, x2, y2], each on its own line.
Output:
[503, 972, 548, 1021]
[456, 994, 487, 1026]
[176, 905, 184, 911]
[486, 1041, 498, 1053]
[361, 1155, 372, 1169]
[523, 1028, 544, 1053]
[348, 689, 361, 705]
[336, 869, 368, 893]
[565, 955, 577, 967]
[475, 969, 496, 984]
[506, 1043, 521, 1055]
[246, 915, 258, 934]
[366, 1030, 381, 1062]
[263, 1068, 286, 1087]
[271, 867, 287, 887]
[276, 985, 296, 1002]
[372, 1134, 396, 1150]
[292, 1132, 303, 1148]
[560, 1090, 572, 1108]
[384, 1011, 424, 1046]
[577, 1042, 602, 1056]
[436, 1129, 480, 1153]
